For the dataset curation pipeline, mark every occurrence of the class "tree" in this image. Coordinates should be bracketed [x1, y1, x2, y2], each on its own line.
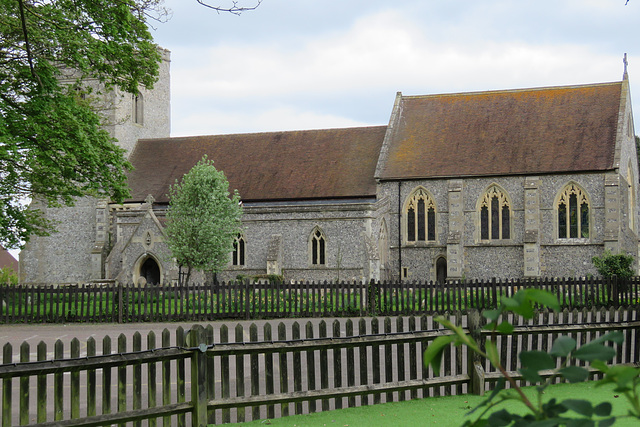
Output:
[165, 156, 243, 286]
[0, 0, 170, 249]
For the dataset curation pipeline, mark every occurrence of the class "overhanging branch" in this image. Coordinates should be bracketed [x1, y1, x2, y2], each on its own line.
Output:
[196, 0, 262, 15]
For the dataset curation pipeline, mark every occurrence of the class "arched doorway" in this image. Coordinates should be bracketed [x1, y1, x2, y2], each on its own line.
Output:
[135, 255, 161, 285]
[436, 257, 447, 285]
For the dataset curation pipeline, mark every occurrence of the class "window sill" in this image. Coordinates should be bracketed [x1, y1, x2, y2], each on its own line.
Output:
[475, 239, 513, 246]
[553, 239, 592, 245]
[403, 241, 440, 248]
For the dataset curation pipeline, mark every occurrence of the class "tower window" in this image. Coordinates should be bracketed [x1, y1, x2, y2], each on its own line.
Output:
[133, 94, 144, 125]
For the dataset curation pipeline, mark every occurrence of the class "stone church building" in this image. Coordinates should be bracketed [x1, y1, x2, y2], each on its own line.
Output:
[20, 54, 639, 285]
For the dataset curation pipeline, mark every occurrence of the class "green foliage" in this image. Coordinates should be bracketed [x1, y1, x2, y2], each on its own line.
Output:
[0, 267, 18, 286]
[0, 0, 167, 248]
[165, 156, 243, 285]
[592, 250, 635, 279]
[423, 289, 640, 426]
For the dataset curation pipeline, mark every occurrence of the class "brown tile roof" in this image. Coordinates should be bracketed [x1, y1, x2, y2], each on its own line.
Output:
[378, 82, 623, 180]
[126, 126, 387, 203]
[0, 246, 18, 272]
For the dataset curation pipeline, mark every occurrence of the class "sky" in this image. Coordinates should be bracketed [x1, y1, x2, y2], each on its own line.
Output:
[150, 0, 640, 138]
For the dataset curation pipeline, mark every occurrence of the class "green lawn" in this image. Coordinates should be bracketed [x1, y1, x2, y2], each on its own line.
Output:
[223, 381, 638, 426]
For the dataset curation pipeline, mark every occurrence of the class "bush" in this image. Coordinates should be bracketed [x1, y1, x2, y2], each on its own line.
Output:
[0, 267, 18, 286]
[592, 250, 634, 279]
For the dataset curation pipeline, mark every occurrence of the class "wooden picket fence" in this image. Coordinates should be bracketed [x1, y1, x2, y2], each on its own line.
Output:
[1, 306, 639, 426]
[1, 276, 639, 323]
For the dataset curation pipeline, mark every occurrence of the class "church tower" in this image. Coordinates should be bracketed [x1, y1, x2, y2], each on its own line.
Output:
[19, 49, 171, 284]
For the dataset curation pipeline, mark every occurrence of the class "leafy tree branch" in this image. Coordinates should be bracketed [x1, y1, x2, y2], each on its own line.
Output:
[424, 289, 633, 426]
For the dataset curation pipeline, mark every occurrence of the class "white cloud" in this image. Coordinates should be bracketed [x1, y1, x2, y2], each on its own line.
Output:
[171, 106, 371, 137]
[167, 9, 628, 135]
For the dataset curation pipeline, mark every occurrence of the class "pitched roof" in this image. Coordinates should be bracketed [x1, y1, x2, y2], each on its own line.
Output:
[0, 246, 18, 272]
[127, 126, 387, 203]
[378, 82, 623, 180]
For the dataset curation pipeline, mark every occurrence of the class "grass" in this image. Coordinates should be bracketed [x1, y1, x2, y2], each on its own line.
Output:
[222, 381, 638, 427]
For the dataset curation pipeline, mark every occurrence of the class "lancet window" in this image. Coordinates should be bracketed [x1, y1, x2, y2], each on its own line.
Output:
[310, 228, 326, 265]
[406, 188, 436, 242]
[557, 184, 590, 239]
[232, 235, 246, 266]
[479, 186, 511, 240]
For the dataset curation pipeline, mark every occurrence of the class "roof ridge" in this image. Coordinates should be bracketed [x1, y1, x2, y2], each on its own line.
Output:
[137, 124, 388, 142]
[401, 81, 622, 100]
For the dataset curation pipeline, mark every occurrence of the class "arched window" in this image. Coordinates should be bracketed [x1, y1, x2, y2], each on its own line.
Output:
[557, 183, 590, 239]
[133, 93, 144, 124]
[479, 186, 511, 240]
[232, 235, 246, 266]
[405, 188, 436, 242]
[310, 227, 326, 265]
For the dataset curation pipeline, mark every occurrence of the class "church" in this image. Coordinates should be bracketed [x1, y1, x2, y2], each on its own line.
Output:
[19, 53, 640, 285]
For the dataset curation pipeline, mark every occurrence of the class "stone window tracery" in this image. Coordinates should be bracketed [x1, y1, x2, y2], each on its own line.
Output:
[310, 228, 326, 265]
[405, 188, 436, 242]
[232, 235, 246, 266]
[479, 186, 511, 240]
[557, 184, 590, 239]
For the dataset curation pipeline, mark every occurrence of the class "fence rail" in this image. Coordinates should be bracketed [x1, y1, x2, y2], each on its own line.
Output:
[1, 276, 639, 323]
[1, 307, 639, 426]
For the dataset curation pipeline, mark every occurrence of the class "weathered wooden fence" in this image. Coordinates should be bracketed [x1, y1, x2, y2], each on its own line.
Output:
[1, 307, 639, 426]
[1, 276, 639, 323]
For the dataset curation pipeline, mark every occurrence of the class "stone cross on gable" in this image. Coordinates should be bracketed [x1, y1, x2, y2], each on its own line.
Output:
[144, 194, 155, 206]
[624, 53, 629, 78]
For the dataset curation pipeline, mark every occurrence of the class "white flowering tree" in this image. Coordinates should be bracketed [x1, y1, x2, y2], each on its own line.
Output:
[165, 156, 242, 285]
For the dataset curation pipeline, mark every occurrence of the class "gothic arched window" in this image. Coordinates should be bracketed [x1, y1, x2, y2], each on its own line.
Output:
[479, 186, 511, 240]
[310, 228, 326, 265]
[232, 235, 246, 266]
[405, 188, 436, 242]
[557, 184, 590, 239]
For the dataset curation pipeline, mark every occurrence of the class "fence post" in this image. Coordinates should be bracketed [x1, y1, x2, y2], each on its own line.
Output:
[117, 284, 123, 324]
[467, 309, 485, 395]
[612, 275, 619, 306]
[367, 279, 379, 317]
[244, 279, 251, 321]
[190, 325, 208, 427]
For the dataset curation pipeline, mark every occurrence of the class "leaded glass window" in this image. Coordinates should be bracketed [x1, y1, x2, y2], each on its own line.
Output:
[479, 186, 511, 240]
[311, 228, 326, 265]
[557, 184, 589, 239]
[405, 188, 437, 243]
[232, 235, 246, 266]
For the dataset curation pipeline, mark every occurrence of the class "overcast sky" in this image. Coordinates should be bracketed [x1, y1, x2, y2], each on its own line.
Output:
[150, 0, 640, 137]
